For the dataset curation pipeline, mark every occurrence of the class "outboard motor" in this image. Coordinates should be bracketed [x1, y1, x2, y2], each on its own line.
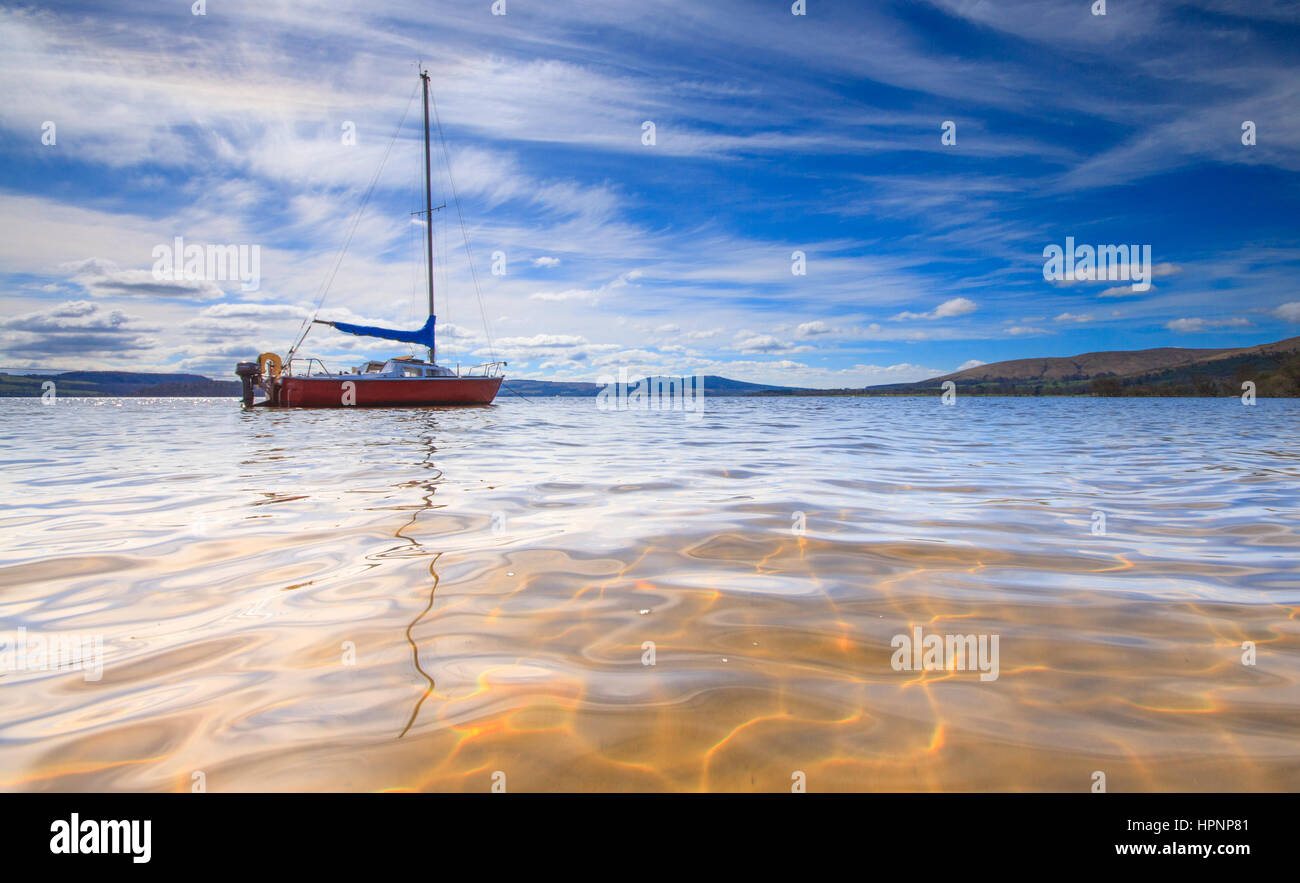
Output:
[235, 361, 261, 407]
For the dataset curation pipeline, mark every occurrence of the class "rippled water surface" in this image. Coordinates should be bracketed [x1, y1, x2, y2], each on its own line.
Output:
[1, 396, 1297, 792]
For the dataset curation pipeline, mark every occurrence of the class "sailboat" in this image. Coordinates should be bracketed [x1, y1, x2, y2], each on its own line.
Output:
[235, 69, 505, 408]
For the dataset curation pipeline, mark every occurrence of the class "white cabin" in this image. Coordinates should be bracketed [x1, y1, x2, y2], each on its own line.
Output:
[345, 357, 456, 378]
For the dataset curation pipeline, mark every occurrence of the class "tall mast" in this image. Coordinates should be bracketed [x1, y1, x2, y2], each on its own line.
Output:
[420, 69, 436, 364]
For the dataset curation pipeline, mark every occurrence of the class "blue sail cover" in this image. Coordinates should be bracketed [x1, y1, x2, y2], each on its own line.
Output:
[330, 315, 436, 350]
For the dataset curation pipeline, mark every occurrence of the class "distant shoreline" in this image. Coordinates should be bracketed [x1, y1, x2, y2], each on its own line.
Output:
[5, 332, 1299, 399]
[3, 378, 1298, 399]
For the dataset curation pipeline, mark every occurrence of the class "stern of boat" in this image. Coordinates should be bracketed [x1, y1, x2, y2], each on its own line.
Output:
[234, 354, 282, 407]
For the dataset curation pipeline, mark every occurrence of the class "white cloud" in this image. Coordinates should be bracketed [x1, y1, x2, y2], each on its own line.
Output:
[194, 303, 309, 321]
[1164, 317, 1252, 333]
[0, 300, 160, 359]
[795, 320, 833, 336]
[891, 297, 977, 321]
[65, 257, 228, 300]
[528, 269, 643, 303]
[1273, 302, 1300, 323]
[733, 333, 811, 354]
[934, 297, 978, 318]
[1098, 284, 1150, 297]
[497, 333, 590, 349]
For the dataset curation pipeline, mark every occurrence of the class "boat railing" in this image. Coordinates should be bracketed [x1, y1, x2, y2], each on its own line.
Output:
[279, 357, 505, 379]
[461, 361, 507, 377]
[283, 357, 337, 378]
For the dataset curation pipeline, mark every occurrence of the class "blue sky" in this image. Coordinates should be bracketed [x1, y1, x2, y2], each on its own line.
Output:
[1, 0, 1298, 385]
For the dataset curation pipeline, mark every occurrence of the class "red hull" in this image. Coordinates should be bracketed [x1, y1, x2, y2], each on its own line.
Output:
[273, 375, 502, 407]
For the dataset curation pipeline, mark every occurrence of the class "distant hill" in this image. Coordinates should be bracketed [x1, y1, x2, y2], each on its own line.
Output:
[499, 378, 600, 397]
[0, 371, 241, 397]
[934, 347, 1226, 383]
[864, 334, 1300, 397]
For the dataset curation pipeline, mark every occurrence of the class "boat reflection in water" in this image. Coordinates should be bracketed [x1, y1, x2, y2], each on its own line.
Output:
[391, 429, 442, 740]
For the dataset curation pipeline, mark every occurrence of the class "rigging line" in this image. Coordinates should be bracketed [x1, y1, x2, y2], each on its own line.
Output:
[408, 156, 416, 309]
[433, 183, 450, 332]
[287, 81, 420, 361]
[503, 381, 533, 404]
[405, 156, 422, 356]
[427, 83, 498, 365]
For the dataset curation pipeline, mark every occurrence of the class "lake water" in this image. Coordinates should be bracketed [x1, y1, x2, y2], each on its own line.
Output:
[1, 395, 1297, 792]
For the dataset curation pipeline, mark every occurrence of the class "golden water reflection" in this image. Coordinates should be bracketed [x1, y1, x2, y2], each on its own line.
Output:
[0, 397, 1297, 792]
